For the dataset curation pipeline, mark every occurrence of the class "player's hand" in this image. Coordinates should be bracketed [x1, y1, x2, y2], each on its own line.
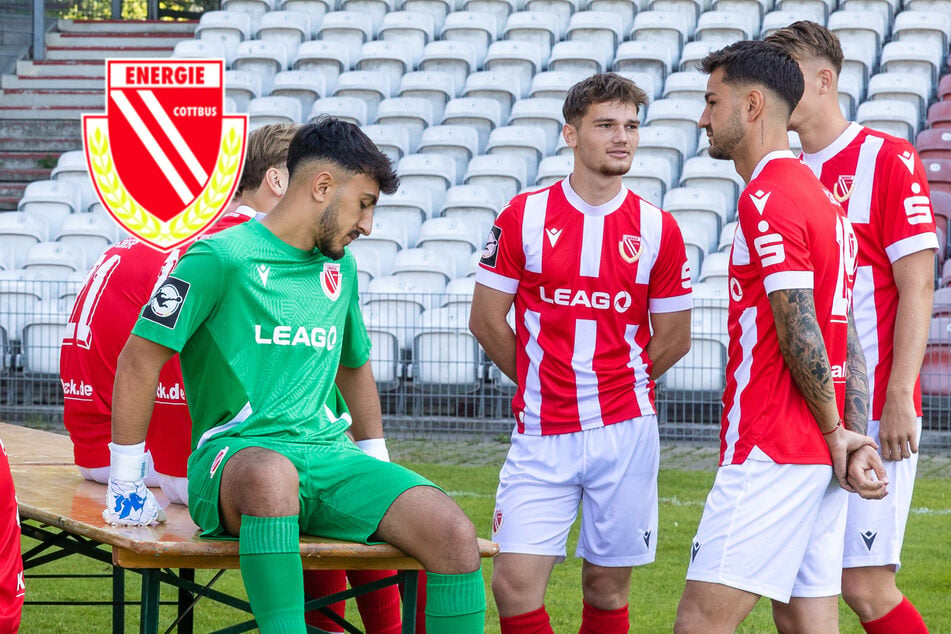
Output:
[103, 478, 166, 526]
[846, 444, 888, 500]
[879, 395, 918, 461]
[824, 426, 878, 494]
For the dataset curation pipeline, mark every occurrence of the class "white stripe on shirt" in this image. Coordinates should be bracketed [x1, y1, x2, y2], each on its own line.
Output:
[522, 309, 544, 434]
[625, 323, 653, 413]
[580, 214, 604, 277]
[854, 265, 879, 416]
[723, 307, 758, 464]
[849, 135, 884, 225]
[523, 190, 548, 274]
[637, 200, 663, 285]
[574, 318, 603, 429]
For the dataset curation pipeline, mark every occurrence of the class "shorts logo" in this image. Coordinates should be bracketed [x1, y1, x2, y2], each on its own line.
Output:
[142, 276, 189, 328]
[833, 176, 855, 202]
[690, 540, 701, 562]
[618, 234, 643, 264]
[643, 530, 651, 549]
[492, 508, 503, 535]
[481, 226, 501, 268]
[321, 262, 341, 301]
[210, 446, 229, 478]
[861, 530, 877, 551]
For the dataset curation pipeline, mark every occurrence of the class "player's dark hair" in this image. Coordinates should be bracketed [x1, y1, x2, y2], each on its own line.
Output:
[700, 40, 804, 117]
[236, 123, 300, 197]
[764, 21, 844, 76]
[287, 116, 399, 194]
[562, 72, 649, 126]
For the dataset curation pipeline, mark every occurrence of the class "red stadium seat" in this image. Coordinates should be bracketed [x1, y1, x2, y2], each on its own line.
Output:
[916, 128, 951, 161]
[942, 259, 951, 288]
[932, 190, 951, 238]
[940, 74, 951, 102]
[926, 101, 951, 129]
[930, 315, 951, 344]
[935, 287, 951, 318]
[937, 223, 947, 263]
[923, 158, 951, 196]
[920, 344, 951, 397]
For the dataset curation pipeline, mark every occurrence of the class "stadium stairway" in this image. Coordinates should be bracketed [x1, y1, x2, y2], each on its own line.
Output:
[0, 19, 197, 210]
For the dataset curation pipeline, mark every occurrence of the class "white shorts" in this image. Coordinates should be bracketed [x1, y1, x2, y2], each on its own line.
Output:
[686, 455, 848, 602]
[78, 452, 188, 505]
[843, 418, 921, 570]
[492, 416, 659, 567]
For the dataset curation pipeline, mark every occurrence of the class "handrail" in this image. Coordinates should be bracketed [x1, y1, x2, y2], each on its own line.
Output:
[31, 0, 44, 61]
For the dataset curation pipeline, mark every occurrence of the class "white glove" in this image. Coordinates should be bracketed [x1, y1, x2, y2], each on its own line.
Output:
[102, 442, 167, 526]
[355, 438, 390, 462]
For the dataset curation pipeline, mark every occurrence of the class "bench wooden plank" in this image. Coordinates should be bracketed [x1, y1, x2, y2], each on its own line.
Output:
[0, 422, 75, 465]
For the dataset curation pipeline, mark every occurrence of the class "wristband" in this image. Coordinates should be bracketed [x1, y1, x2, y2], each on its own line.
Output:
[109, 441, 148, 481]
[821, 421, 842, 436]
[355, 438, 390, 462]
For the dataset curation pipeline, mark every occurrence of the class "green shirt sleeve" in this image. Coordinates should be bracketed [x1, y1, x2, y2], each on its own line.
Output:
[131, 240, 225, 352]
[338, 254, 371, 369]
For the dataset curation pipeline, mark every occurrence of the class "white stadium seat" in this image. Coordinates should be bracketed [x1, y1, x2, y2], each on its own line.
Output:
[333, 70, 393, 122]
[486, 125, 548, 184]
[403, 0, 454, 31]
[417, 125, 482, 182]
[341, 0, 395, 31]
[399, 70, 457, 122]
[0, 212, 50, 270]
[248, 96, 302, 129]
[463, 70, 522, 121]
[232, 39, 289, 94]
[613, 40, 677, 98]
[293, 40, 350, 93]
[55, 213, 120, 269]
[484, 40, 544, 98]
[524, 0, 580, 33]
[464, 154, 528, 202]
[440, 11, 498, 65]
[565, 11, 623, 65]
[440, 184, 505, 238]
[638, 125, 690, 184]
[18, 180, 82, 231]
[535, 155, 573, 187]
[378, 10, 436, 63]
[316, 11, 375, 62]
[623, 156, 672, 207]
[416, 216, 484, 274]
[529, 70, 588, 100]
[194, 10, 252, 65]
[375, 184, 433, 245]
[224, 70, 262, 113]
[362, 124, 412, 163]
[22, 241, 83, 278]
[356, 40, 416, 91]
[547, 40, 609, 75]
[255, 10, 310, 60]
[309, 96, 369, 126]
[503, 11, 561, 64]
[271, 70, 327, 116]
[398, 153, 458, 209]
[680, 156, 745, 214]
[50, 150, 96, 214]
[374, 97, 435, 152]
[419, 41, 480, 95]
[507, 97, 565, 155]
[281, 0, 333, 36]
[867, 73, 930, 124]
[441, 97, 504, 150]
[855, 99, 920, 142]
[644, 98, 704, 156]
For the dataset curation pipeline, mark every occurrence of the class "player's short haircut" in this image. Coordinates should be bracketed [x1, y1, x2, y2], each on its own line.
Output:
[764, 21, 844, 76]
[562, 72, 649, 126]
[236, 123, 300, 196]
[287, 116, 399, 195]
[700, 40, 804, 117]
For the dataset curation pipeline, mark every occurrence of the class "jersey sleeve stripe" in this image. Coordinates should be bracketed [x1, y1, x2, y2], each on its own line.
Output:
[884, 233, 940, 263]
[475, 269, 519, 294]
[522, 189, 549, 274]
[763, 270, 814, 295]
[649, 294, 693, 313]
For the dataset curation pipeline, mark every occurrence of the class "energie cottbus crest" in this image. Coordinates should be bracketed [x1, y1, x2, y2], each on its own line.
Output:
[83, 59, 247, 250]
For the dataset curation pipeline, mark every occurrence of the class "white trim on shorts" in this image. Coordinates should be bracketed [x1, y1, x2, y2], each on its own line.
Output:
[685, 452, 848, 602]
[491, 415, 659, 567]
[843, 418, 921, 570]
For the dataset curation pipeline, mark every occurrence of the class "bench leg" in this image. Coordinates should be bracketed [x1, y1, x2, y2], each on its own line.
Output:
[401, 571, 418, 634]
[178, 568, 195, 634]
[113, 566, 125, 634]
[140, 569, 160, 634]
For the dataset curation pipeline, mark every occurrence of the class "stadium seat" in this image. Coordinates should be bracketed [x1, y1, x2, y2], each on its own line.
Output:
[646, 0, 702, 36]
[255, 10, 310, 60]
[172, 39, 227, 60]
[356, 40, 416, 91]
[939, 75, 951, 102]
[565, 11, 623, 66]
[340, 0, 395, 31]
[270, 70, 326, 116]
[638, 126, 690, 184]
[363, 303, 404, 387]
[680, 157, 744, 215]
[378, 10, 436, 63]
[232, 40, 289, 94]
[867, 73, 930, 125]
[484, 40, 544, 98]
[404, 0, 454, 31]
[840, 41, 875, 101]
[712, 0, 766, 35]
[613, 40, 677, 98]
[440, 11, 498, 66]
[587, 0, 639, 33]
[391, 247, 455, 296]
[354, 245, 386, 292]
[662, 333, 727, 392]
[309, 96, 369, 126]
[934, 287, 951, 317]
[464, 154, 528, 202]
[21, 241, 82, 279]
[524, 0, 580, 33]
[761, 10, 822, 38]
[535, 155, 574, 186]
[417, 124, 482, 182]
[662, 71, 707, 103]
[547, 40, 610, 75]
[893, 11, 951, 65]
[0, 271, 45, 347]
[644, 98, 704, 157]
[441, 97, 504, 150]
[399, 70, 457, 122]
[221, 0, 276, 30]
[293, 41, 350, 93]
[929, 315, 951, 345]
[365, 275, 429, 350]
[529, 70, 588, 100]
[923, 159, 951, 196]
[503, 11, 561, 64]
[443, 276, 477, 322]
[880, 40, 943, 89]
[50, 151, 95, 214]
[507, 97, 565, 155]
[677, 40, 722, 73]
[316, 11, 375, 62]
[194, 10, 252, 65]
[828, 10, 887, 62]
[351, 214, 409, 274]
[416, 216, 484, 274]
[224, 70, 262, 113]
[21, 299, 70, 376]
[333, 70, 392, 121]
[17, 180, 82, 231]
[697, 250, 729, 285]
[904, 0, 951, 15]
[664, 186, 728, 245]
[718, 220, 737, 252]
[374, 97, 435, 152]
[463, 70, 522, 121]
[486, 125, 548, 184]
[375, 184, 434, 244]
[55, 213, 120, 268]
[778, 0, 835, 22]
[632, 11, 691, 58]
[836, 73, 861, 120]
[419, 41, 480, 96]
[248, 96, 302, 129]
[413, 306, 482, 387]
[362, 124, 411, 163]
[440, 184, 505, 237]
[678, 221, 706, 284]
[927, 102, 951, 129]
[694, 10, 755, 43]
[623, 156, 672, 207]
[855, 100, 919, 142]
[931, 190, 951, 236]
[462, 0, 518, 34]
[398, 153, 458, 209]
[281, 0, 332, 36]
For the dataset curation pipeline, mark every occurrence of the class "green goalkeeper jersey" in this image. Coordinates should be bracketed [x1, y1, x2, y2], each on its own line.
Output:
[132, 220, 371, 450]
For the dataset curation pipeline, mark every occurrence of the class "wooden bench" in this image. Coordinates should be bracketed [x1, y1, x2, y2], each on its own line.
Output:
[1, 422, 499, 633]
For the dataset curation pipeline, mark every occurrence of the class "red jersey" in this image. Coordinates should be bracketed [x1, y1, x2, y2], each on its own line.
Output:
[800, 123, 939, 420]
[722, 151, 857, 466]
[476, 178, 693, 435]
[59, 205, 257, 475]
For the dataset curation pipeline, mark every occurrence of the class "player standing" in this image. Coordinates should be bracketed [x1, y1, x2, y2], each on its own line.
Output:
[674, 40, 888, 632]
[104, 118, 486, 633]
[767, 22, 936, 633]
[0, 439, 23, 632]
[469, 72, 693, 633]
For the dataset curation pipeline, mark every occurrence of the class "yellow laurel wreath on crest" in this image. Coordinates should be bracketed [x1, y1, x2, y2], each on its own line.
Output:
[87, 122, 243, 246]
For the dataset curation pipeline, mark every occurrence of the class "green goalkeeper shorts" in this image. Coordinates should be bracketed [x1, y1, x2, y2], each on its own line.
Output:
[187, 432, 437, 543]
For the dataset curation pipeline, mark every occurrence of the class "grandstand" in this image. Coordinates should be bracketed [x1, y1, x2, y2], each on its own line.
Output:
[1, 0, 949, 444]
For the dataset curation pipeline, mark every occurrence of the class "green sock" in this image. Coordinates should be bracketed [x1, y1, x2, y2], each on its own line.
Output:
[239, 515, 306, 634]
[424, 569, 487, 634]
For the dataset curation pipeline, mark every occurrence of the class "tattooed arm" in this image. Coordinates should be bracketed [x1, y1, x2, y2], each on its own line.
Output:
[769, 289, 886, 498]
[844, 310, 869, 435]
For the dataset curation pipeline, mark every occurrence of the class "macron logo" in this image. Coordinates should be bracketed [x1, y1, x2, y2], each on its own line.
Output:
[750, 190, 771, 215]
[546, 227, 562, 247]
[861, 530, 877, 551]
[898, 151, 916, 175]
[256, 264, 269, 286]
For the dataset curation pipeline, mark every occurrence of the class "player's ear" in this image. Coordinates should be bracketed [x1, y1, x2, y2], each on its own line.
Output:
[817, 67, 835, 95]
[310, 170, 334, 202]
[265, 166, 286, 197]
[746, 89, 765, 121]
[562, 122, 577, 148]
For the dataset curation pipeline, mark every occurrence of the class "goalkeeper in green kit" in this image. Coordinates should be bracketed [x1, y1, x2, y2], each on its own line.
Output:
[104, 117, 487, 633]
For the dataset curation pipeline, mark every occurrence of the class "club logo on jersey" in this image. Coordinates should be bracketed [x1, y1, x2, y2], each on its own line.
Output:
[142, 276, 189, 328]
[898, 150, 916, 175]
[492, 508, 503, 535]
[861, 530, 877, 551]
[691, 541, 701, 562]
[210, 446, 229, 477]
[481, 226, 501, 268]
[618, 234, 643, 264]
[546, 227, 562, 247]
[82, 59, 247, 251]
[321, 262, 341, 301]
[833, 175, 855, 202]
[750, 189, 771, 215]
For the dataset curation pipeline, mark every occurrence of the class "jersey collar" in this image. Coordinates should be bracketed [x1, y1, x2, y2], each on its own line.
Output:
[561, 176, 628, 217]
[800, 121, 862, 166]
[234, 204, 259, 219]
[750, 149, 798, 181]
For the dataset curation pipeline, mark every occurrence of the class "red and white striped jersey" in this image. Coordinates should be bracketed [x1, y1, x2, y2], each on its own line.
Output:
[800, 123, 939, 420]
[722, 151, 857, 466]
[476, 178, 693, 435]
